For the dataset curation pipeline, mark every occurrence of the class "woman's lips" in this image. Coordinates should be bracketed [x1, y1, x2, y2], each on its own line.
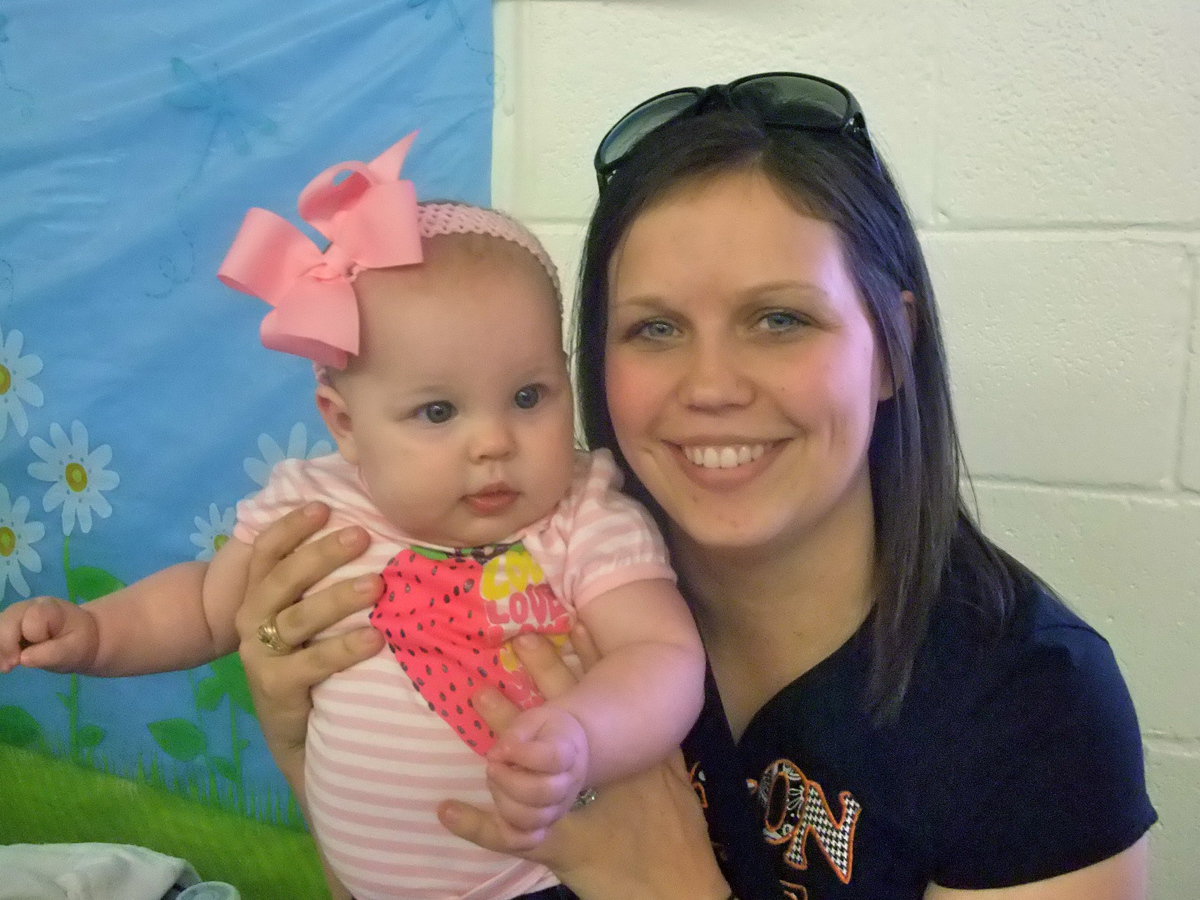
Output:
[681, 444, 766, 469]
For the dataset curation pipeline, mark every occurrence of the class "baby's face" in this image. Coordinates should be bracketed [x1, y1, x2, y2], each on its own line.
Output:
[321, 240, 576, 548]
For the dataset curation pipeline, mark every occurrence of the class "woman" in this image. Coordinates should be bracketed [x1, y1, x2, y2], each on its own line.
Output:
[235, 73, 1156, 899]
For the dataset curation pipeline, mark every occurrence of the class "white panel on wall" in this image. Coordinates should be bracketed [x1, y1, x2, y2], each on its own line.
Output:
[928, 235, 1190, 486]
[507, 0, 940, 226]
[936, 0, 1200, 225]
[1181, 260, 1200, 491]
[1145, 746, 1200, 897]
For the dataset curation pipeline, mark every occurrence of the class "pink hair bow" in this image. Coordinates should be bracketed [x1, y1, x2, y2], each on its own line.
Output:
[218, 132, 424, 369]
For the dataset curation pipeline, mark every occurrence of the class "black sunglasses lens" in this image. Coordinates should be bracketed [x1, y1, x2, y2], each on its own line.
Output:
[598, 90, 702, 169]
[730, 75, 851, 130]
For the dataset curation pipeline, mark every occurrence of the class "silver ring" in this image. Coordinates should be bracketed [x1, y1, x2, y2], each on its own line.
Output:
[571, 787, 598, 810]
[256, 614, 294, 655]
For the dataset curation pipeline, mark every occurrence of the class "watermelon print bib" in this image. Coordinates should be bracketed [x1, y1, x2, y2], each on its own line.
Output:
[371, 541, 573, 755]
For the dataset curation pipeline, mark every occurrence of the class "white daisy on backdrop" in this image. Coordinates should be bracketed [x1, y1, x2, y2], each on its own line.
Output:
[26, 420, 120, 536]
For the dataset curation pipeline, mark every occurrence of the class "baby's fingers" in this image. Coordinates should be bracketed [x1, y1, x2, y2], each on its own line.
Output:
[0, 600, 35, 672]
[494, 735, 578, 776]
[487, 759, 576, 810]
[18, 597, 69, 645]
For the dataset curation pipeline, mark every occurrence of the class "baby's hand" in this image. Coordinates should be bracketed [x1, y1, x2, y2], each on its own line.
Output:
[0, 596, 99, 674]
[484, 703, 589, 845]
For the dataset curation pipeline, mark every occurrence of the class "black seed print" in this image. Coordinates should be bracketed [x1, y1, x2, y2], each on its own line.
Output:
[453, 586, 460, 596]
[385, 628, 392, 637]
[426, 701, 435, 711]
[478, 667, 488, 677]
[414, 575, 421, 584]
[440, 709, 449, 718]
[456, 705, 464, 715]
[464, 579, 475, 591]
[425, 665, 433, 676]
[431, 565, 438, 575]
[443, 594, 451, 604]
[404, 584, 411, 593]
[457, 726, 465, 734]
[442, 663, 450, 674]
[439, 692, 447, 701]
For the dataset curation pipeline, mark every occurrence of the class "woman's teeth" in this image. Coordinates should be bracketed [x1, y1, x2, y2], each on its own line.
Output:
[683, 445, 766, 469]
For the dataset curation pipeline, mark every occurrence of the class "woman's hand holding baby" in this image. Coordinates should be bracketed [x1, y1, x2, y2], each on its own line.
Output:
[0, 596, 99, 674]
[233, 502, 384, 788]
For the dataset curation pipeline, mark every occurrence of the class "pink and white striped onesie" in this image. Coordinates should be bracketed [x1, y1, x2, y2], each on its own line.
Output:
[235, 448, 675, 900]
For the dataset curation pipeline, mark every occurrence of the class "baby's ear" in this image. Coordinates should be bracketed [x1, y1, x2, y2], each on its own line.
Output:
[316, 383, 359, 464]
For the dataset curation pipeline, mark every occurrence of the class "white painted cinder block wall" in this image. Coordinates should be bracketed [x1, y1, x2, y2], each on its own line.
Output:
[491, 1, 1200, 896]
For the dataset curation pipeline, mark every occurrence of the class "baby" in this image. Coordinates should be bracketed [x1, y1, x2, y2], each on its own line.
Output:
[0, 134, 706, 900]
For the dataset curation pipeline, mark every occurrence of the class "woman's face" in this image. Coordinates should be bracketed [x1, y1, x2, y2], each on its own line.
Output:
[605, 169, 892, 558]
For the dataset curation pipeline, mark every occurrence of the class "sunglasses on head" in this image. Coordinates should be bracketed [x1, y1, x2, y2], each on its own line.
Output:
[594, 71, 878, 190]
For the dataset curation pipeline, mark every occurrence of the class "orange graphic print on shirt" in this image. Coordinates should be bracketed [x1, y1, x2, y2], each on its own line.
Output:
[371, 542, 572, 755]
[750, 760, 862, 888]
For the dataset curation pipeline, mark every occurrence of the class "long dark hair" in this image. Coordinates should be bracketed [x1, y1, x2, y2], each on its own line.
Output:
[574, 110, 1017, 721]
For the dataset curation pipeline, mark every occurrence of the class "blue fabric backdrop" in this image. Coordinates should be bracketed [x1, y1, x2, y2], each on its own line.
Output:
[0, 0, 493, 822]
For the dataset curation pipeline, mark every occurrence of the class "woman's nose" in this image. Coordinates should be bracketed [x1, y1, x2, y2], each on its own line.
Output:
[677, 339, 754, 410]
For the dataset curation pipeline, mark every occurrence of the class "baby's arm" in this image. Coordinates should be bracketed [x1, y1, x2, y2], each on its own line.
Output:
[486, 579, 705, 836]
[0, 539, 254, 677]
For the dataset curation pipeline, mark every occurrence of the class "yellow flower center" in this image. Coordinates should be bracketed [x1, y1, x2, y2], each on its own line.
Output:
[0, 363, 11, 395]
[213, 533, 229, 552]
[0, 526, 14, 557]
[65, 462, 89, 492]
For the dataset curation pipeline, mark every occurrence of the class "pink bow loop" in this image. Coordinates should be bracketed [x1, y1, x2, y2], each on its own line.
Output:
[217, 132, 425, 369]
[298, 131, 422, 269]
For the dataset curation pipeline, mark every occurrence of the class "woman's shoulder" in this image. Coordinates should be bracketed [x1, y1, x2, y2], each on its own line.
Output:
[904, 555, 1157, 887]
[927, 549, 1111, 681]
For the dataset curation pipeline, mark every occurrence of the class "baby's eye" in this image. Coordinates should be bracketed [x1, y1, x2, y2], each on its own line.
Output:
[419, 401, 456, 424]
[514, 385, 542, 409]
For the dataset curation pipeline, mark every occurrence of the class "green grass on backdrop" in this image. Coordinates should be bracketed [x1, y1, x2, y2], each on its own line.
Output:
[0, 744, 328, 898]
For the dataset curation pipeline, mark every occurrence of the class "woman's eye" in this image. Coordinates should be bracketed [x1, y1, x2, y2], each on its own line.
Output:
[757, 310, 804, 332]
[419, 401, 456, 424]
[514, 385, 542, 409]
[635, 319, 678, 340]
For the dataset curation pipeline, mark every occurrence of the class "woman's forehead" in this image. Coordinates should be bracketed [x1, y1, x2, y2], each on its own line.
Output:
[611, 172, 849, 295]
